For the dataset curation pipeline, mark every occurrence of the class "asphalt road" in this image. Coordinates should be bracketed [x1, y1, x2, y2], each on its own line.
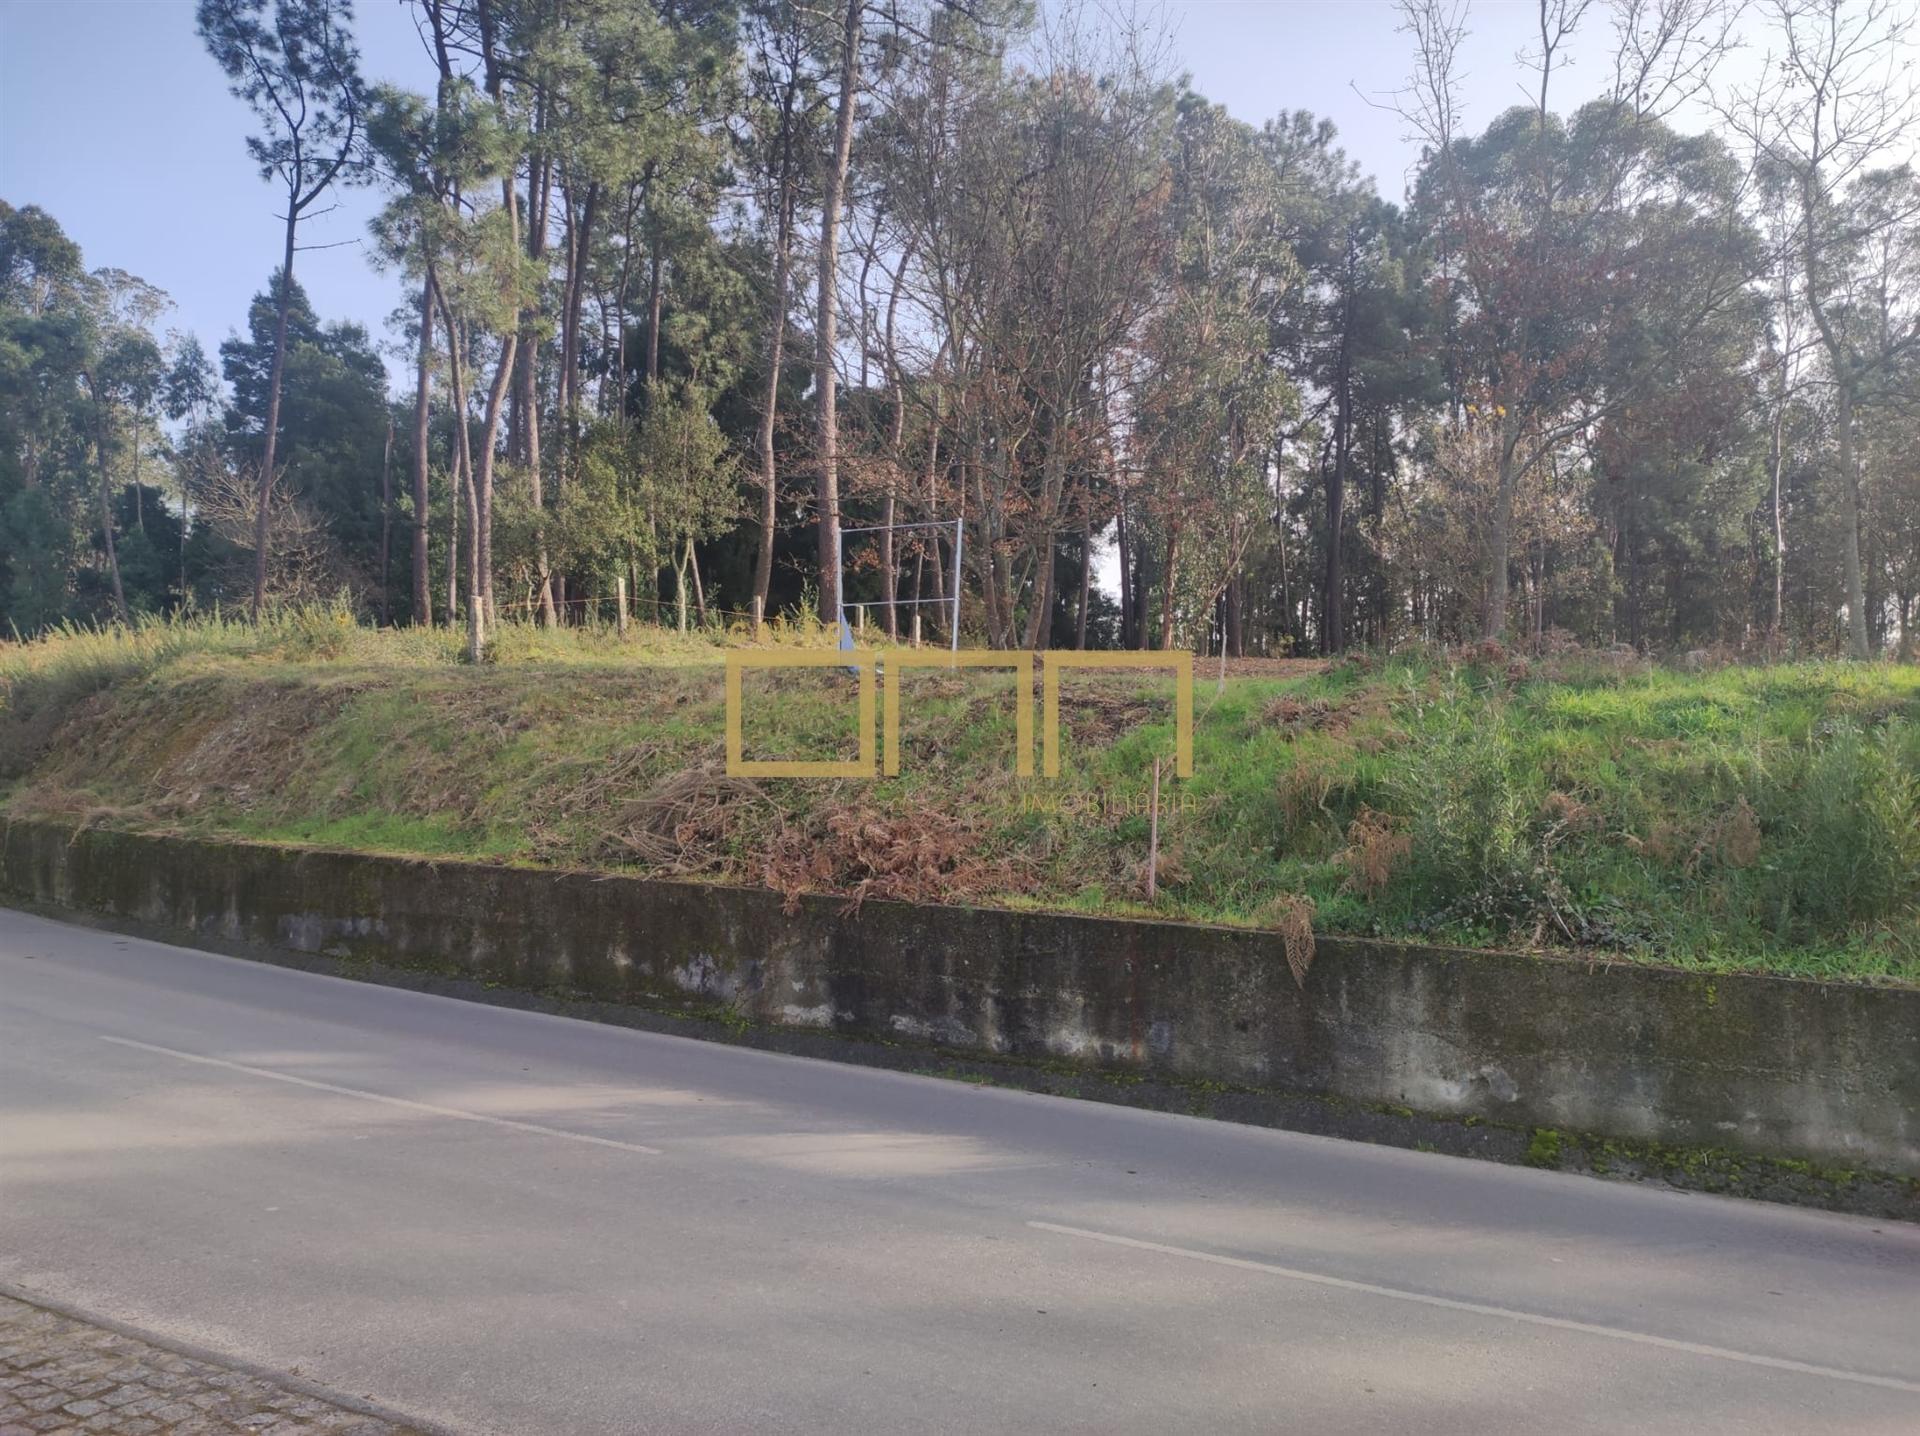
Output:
[2, 907, 1917, 1435]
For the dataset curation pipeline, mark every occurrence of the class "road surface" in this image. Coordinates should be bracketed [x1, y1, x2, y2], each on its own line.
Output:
[2, 907, 1916, 1434]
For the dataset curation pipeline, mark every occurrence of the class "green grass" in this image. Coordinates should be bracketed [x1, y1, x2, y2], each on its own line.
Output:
[7, 611, 1920, 983]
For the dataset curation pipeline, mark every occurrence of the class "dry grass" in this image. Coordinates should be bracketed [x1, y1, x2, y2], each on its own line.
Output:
[755, 798, 1036, 913]
[591, 762, 770, 872]
[11, 616, 1920, 983]
[1259, 892, 1317, 989]
[1336, 807, 1412, 900]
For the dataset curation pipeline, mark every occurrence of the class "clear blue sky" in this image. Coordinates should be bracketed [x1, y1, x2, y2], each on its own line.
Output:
[0, 0, 1684, 389]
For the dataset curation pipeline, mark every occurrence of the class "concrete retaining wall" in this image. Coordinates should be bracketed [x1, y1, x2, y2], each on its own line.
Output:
[4, 817, 1915, 1177]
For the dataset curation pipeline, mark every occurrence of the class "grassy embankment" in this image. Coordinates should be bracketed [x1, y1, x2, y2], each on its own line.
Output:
[4, 608, 1919, 984]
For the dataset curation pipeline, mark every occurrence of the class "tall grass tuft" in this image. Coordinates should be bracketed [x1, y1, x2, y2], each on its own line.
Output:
[1752, 719, 1920, 944]
[1374, 694, 1556, 936]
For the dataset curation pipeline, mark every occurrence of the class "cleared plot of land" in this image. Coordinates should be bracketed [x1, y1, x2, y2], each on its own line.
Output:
[4, 615, 1919, 981]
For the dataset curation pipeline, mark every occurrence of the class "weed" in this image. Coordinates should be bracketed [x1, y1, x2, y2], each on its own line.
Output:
[1336, 806, 1411, 899]
[9, 617, 1920, 983]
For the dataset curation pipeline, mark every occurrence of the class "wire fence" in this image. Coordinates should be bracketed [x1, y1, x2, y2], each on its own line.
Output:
[487, 592, 758, 624]
[481, 589, 953, 644]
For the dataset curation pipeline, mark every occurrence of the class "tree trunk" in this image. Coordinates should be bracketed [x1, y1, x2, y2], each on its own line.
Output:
[1483, 440, 1517, 641]
[512, 150, 545, 476]
[462, 446, 483, 663]
[515, 129, 555, 629]
[379, 414, 393, 625]
[513, 302, 538, 474]
[1323, 406, 1349, 653]
[477, 332, 518, 632]
[1025, 526, 1056, 650]
[1075, 519, 1092, 650]
[411, 274, 435, 625]
[446, 423, 460, 626]
[815, 0, 862, 625]
[878, 242, 914, 644]
[688, 537, 707, 626]
[1769, 335, 1789, 643]
[1323, 230, 1354, 655]
[926, 434, 947, 639]
[754, 184, 793, 634]
[89, 390, 127, 622]
[1536, 533, 1551, 645]
[1833, 373, 1871, 658]
[1158, 523, 1181, 651]
[646, 231, 663, 384]
[527, 218, 558, 629]
[252, 209, 299, 619]
[437, 286, 476, 636]
[1275, 509, 1291, 652]
[1802, 160, 1871, 660]
[178, 439, 192, 605]
[556, 178, 597, 484]
[1366, 414, 1388, 645]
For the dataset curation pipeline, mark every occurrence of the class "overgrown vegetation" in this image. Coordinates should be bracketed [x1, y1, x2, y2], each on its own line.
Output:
[14, 5, 1920, 665]
[7, 615, 1920, 984]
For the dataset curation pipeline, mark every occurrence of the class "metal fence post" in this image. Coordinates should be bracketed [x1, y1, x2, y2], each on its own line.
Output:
[950, 515, 964, 653]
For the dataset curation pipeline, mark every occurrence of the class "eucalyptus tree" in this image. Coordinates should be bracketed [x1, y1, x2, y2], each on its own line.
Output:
[369, 57, 513, 625]
[813, 0, 866, 625]
[803, 0, 1015, 627]
[1396, 0, 1749, 640]
[1011, 22, 1181, 650]
[1254, 112, 1429, 654]
[880, 4, 1173, 648]
[460, 0, 738, 622]
[0, 204, 91, 620]
[738, 0, 829, 630]
[368, 85, 445, 626]
[83, 326, 169, 620]
[197, 0, 367, 618]
[0, 207, 192, 626]
[219, 274, 390, 605]
[1751, 168, 1813, 641]
[431, 202, 534, 656]
[867, 0, 1015, 640]
[1725, 0, 1920, 657]
[641, 378, 741, 628]
[1, 208, 85, 623]
[1132, 94, 1296, 652]
[161, 335, 222, 599]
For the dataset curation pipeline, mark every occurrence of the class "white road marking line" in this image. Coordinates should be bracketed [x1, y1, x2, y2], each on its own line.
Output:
[98, 1035, 662, 1156]
[1027, 1221, 1920, 1395]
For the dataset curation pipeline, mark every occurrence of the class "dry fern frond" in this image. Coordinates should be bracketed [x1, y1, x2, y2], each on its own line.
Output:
[1336, 807, 1411, 900]
[1260, 892, 1317, 989]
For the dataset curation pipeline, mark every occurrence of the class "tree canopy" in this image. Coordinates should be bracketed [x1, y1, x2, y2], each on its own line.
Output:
[9, 0, 1920, 660]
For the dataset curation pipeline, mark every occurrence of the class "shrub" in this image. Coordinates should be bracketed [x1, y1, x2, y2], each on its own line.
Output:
[1752, 720, 1920, 941]
[1336, 807, 1411, 899]
[1377, 697, 1550, 933]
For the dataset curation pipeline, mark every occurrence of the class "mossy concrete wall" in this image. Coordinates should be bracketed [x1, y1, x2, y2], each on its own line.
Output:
[5, 817, 1916, 1177]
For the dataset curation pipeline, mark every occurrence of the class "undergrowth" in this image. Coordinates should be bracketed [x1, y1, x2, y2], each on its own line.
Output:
[6, 612, 1920, 983]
